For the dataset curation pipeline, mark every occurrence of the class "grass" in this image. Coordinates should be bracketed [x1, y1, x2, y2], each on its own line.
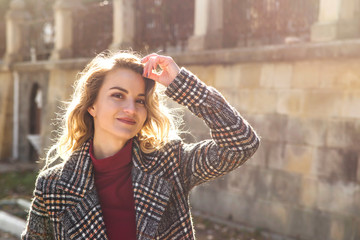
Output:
[0, 170, 37, 221]
[0, 170, 38, 200]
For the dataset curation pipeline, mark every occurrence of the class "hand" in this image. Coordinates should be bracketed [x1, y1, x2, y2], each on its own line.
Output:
[141, 53, 181, 87]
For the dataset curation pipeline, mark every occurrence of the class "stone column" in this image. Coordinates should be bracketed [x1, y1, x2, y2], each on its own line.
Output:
[50, 0, 78, 60]
[109, 0, 135, 50]
[187, 0, 223, 51]
[311, 0, 360, 41]
[3, 0, 30, 64]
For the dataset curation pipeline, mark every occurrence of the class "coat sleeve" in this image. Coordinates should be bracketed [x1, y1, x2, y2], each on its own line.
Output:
[21, 174, 54, 240]
[165, 68, 260, 190]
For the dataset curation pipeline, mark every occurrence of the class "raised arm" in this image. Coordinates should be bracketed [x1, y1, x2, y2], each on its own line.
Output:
[142, 53, 260, 190]
[166, 68, 260, 189]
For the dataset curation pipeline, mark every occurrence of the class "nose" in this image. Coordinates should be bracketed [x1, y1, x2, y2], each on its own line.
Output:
[123, 99, 136, 115]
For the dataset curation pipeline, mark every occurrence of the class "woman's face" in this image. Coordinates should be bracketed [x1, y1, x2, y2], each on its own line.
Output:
[88, 68, 147, 145]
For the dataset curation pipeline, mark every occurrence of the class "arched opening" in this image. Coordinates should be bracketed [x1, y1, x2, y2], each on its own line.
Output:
[28, 83, 42, 162]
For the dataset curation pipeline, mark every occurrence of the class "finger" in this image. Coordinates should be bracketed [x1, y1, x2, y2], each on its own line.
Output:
[144, 62, 161, 82]
[141, 53, 158, 63]
[149, 56, 161, 75]
[155, 56, 174, 71]
[144, 56, 156, 77]
[143, 54, 170, 68]
[142, 57, 151, 77]
[147, 71, 160, 82]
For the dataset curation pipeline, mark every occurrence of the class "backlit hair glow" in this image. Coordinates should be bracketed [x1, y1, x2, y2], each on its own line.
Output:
[44, 51, 180, 168]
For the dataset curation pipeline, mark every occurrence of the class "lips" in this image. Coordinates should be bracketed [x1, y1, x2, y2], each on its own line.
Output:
[117, 117, 136, 125]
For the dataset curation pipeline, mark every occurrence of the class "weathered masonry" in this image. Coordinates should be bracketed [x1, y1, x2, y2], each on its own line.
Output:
[1, 0, 360, 239]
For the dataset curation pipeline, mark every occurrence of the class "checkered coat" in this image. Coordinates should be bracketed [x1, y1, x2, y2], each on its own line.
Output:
[22, 68, 260, 240]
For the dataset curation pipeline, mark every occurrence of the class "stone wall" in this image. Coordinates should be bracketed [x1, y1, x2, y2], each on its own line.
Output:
[0, 71, 13, 161]
[10, 60, 87, 161]
[174, 43, 360, 240]
[17, 70, 49, 162]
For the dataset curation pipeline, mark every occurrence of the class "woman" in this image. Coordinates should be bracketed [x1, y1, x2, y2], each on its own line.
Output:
[22, 51, 260, 240]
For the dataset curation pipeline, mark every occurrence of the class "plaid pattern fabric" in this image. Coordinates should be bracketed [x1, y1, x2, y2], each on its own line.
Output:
[22, 68, 260, 240]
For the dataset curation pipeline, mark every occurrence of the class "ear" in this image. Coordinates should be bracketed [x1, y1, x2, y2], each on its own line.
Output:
[88, 105, 96, 117]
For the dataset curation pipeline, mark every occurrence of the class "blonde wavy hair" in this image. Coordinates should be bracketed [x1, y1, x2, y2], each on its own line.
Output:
[44, 50, 180, 169]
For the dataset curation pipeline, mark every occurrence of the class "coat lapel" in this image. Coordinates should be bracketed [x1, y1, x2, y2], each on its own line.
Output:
[57, 141, 95, 197]
[55, 139, 173, 240]
[56, 140, 108, 240]
[58, 188, 107, 239]
[131, 140, 174, 240]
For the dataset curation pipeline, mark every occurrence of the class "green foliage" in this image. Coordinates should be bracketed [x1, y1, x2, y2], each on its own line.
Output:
[0, 171, 37, 199]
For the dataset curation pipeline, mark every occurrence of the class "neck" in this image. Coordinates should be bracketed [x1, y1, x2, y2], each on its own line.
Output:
[92, 137, 128, 159]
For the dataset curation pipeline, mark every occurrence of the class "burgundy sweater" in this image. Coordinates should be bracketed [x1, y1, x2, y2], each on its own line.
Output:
[90, 139, 137, 240]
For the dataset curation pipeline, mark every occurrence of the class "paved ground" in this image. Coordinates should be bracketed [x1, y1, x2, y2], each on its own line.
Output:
[0, 230, 17, 240]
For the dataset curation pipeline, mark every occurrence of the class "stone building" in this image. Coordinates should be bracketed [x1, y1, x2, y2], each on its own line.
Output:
[1, 0, 360, 239]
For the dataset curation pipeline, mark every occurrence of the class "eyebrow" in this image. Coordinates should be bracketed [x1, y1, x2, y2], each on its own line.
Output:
[109, 86, 145, 97]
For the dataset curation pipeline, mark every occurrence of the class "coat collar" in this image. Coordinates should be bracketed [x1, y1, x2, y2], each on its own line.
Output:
[57, 138, 160, 196]
[57, 140, 94, 197]
[56, 138, 174, 240]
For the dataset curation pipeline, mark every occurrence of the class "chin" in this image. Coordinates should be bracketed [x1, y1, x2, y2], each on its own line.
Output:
[111, 126, 141, 142]
[113, 132, 136, 142]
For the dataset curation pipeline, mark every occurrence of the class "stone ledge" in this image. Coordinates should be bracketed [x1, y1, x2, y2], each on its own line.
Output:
[171, 39, 360, 65]
[3, 39, 360, 71]
[0, 211, 25, 238]
[11, 58, 90, 71]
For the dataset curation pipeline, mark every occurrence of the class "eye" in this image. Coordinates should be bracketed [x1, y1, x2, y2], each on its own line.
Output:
[136, 99, 146, 105]
[111, 93, 124, 99]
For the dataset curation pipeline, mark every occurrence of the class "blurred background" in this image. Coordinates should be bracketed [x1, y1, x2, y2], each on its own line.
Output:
[0, 0, 360, 239]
